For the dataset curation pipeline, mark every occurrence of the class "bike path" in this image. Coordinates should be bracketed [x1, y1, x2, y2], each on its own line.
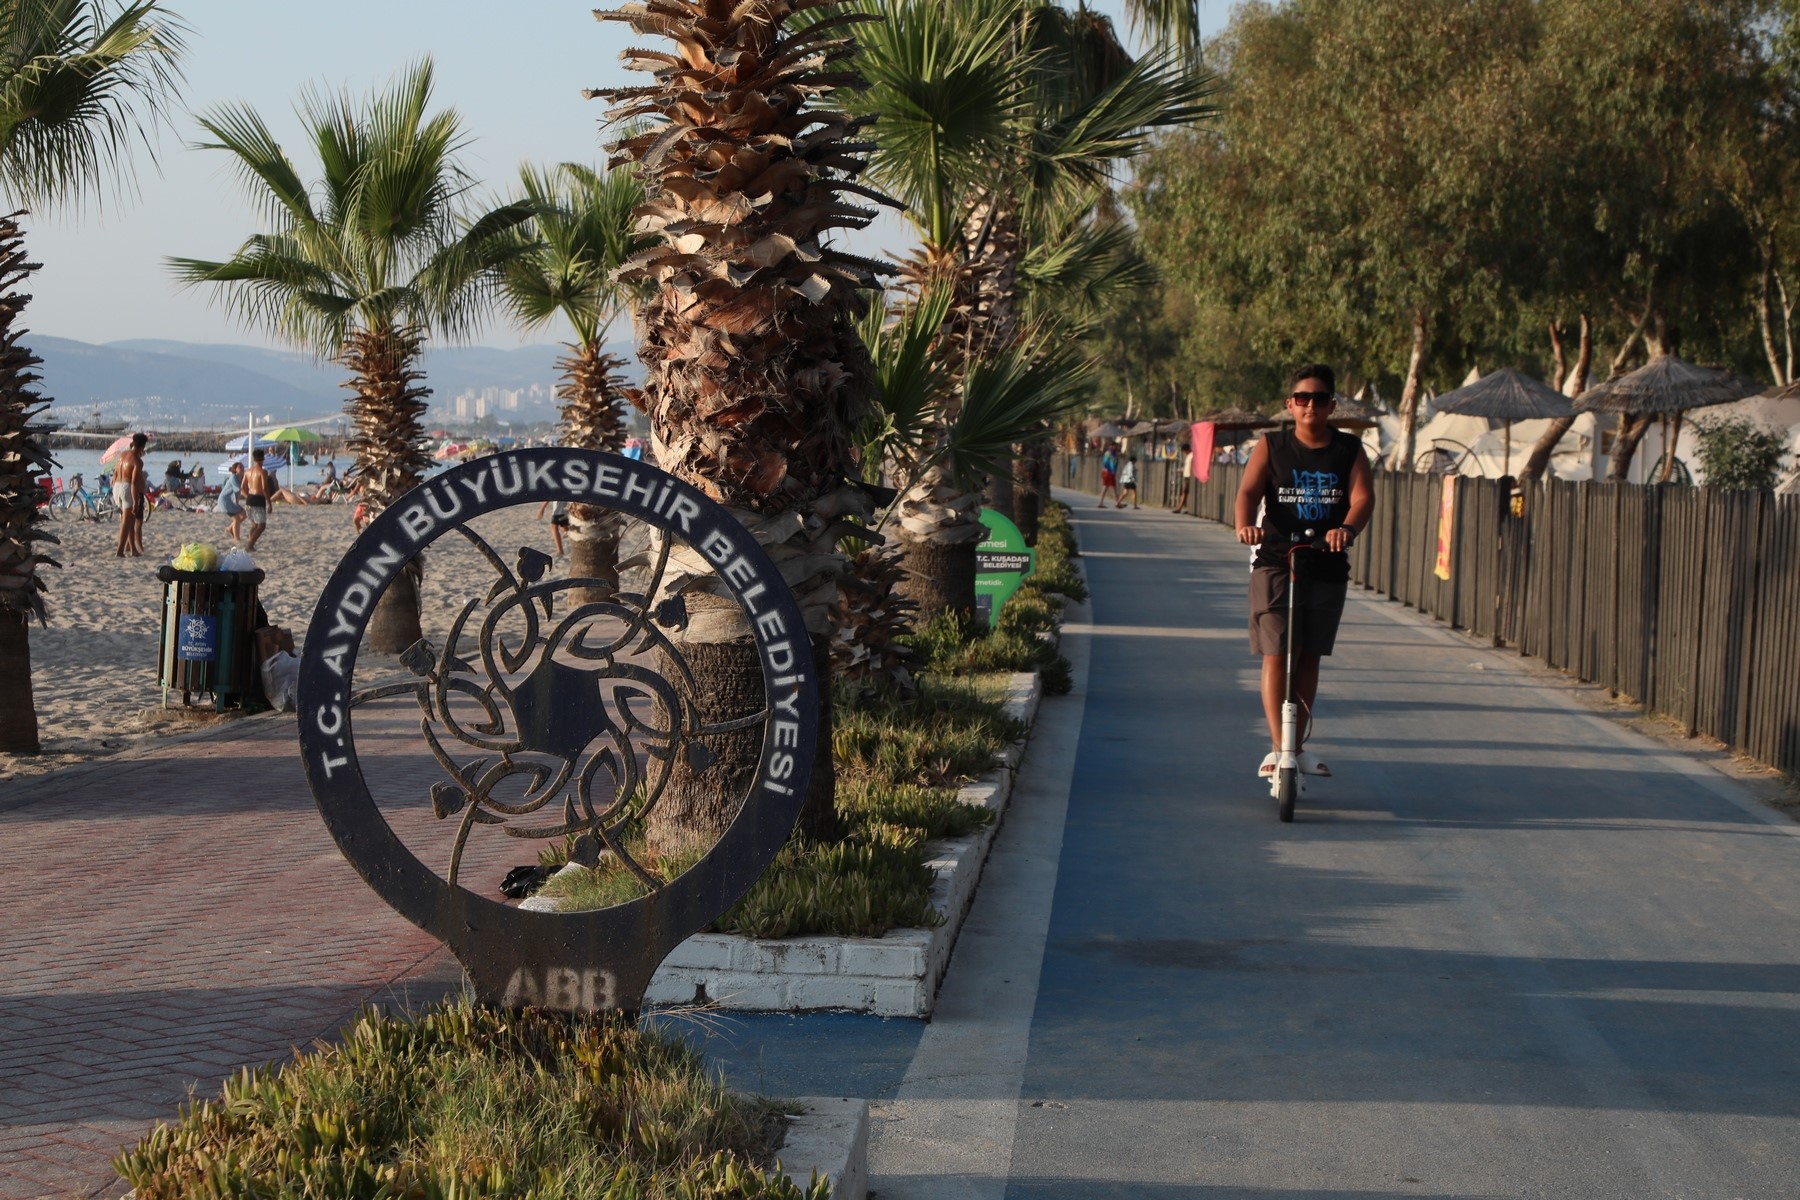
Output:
[707, 498, 1800, 1199]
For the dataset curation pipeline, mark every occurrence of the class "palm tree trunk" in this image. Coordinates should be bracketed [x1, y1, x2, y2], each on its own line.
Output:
[894, 459, 984, 620]
[340, 325, 432, 653]
[0, 617, 37, 754]
[896, 536, 978, 620]
[640, 497, 860, 855]
[0, 210, 53, 754]
[558, 343, 631, 599]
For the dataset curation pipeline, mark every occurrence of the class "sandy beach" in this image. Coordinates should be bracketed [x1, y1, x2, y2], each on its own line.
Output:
[2, 497, 558, 783]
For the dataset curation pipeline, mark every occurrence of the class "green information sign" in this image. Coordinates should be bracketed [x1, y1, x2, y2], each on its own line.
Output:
[975, 508, 1035, 626]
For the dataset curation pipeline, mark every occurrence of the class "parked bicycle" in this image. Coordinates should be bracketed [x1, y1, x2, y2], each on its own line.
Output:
[49, 473, 120, 522]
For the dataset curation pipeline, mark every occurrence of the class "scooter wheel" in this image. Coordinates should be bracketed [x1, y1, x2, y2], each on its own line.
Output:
[1276, 767, 1298, 823]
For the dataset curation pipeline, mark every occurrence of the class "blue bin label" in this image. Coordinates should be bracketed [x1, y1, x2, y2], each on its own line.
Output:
[178, 614, 218, 662]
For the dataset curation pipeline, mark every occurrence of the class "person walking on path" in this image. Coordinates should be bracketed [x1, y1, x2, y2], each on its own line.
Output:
[1098, 442, 1121, 507]
[113, 433, 148, 557]
[242, 448, 273, 552]
[1234, 363, 1374, 779]
[1118, 453, 1140, 509]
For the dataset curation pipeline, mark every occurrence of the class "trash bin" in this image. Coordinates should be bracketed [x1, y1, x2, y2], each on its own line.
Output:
[156, 566, 265, 710]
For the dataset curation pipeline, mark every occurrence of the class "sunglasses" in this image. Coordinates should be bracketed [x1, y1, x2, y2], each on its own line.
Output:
[1288, 391, 1335, 406]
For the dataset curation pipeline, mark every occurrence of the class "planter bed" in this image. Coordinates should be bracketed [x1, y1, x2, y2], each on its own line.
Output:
[525, 672, 1041, 1017]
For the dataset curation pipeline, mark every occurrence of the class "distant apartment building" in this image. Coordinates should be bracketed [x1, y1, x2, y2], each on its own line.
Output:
[450, 382, 555, 422]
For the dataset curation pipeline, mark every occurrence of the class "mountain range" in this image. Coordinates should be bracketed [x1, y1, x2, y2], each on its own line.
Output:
[29, 334, 640, 428]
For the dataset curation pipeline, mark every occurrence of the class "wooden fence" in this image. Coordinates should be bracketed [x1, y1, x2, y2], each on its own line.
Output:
[1056, 452, 1800, 778]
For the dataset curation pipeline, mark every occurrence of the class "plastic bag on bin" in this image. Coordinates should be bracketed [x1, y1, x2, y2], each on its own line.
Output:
[219, 548, 254, 572]
[171, 542, 220, 572]
[261, 650, 300, 711]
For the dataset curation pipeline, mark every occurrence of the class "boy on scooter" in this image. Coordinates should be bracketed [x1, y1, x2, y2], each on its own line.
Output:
[1234, 364, 1375, 780]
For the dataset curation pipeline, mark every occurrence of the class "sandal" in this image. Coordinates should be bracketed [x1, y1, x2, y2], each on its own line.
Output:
[1297, 751, 1331, 777]
[1258, 752, 1279, 779]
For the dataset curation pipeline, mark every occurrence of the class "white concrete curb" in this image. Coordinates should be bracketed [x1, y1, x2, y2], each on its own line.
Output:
[524, 671, 1043, 1017]
[779, 1097, 870, 1200]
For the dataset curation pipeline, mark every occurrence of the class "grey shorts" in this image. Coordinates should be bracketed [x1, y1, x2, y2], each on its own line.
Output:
[1249, 564, 1348, 657]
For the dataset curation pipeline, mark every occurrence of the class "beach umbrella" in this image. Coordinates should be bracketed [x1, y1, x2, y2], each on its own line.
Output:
[1432, 368, 1573, 470]
[262, 426, 322, 477]
[1195, 407, 1280, 431]
[1575, 355, 1764, 482]
[224, 432, 286, 452]
[99, 432, 153, 464]
[1573, 355, 1762, 414]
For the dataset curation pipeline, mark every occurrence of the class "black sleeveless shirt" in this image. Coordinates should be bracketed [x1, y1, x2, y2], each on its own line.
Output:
[1255, 428, 1362, 568]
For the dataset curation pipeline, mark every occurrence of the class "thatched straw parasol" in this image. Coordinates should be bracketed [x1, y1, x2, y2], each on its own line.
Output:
[1433, 368, 1573, 468]
[1574, 354, 1763, 483]
[1573, 354, 1762, 414]
[1195, 407, 1281, 431]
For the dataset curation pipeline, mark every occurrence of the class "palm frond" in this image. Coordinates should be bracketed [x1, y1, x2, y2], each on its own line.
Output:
[0, 0, 187, 208]
[844, 0, 1037, 249]
[944, 327, 1091, 487]
[1027, 48, 1219, 209]
[171, 54, 512, 355]
[859, 283, 957, 472]
[1019, 213, 1157, 329]
[499, 160, 648, 345]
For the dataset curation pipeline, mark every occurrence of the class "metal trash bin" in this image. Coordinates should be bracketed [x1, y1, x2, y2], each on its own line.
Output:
[156, 566, 265, 710]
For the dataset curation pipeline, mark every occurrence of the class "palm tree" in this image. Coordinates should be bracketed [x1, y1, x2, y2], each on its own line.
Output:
[499, 161, 648, 591]
[0, 0, 184, 754]
[590, 0, 896, 850]
[169, 59, 532, 653]
[847, 0, 1212, 616]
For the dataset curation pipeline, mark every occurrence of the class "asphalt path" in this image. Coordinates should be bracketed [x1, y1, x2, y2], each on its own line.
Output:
[701, 496, 1800, 1199]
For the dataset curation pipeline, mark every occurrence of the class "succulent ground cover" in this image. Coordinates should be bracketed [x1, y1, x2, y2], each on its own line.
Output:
[116, 1002, 824, 1199]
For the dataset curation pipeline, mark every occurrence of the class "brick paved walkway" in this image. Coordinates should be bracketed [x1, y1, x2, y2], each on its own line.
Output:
[0, 713, 464, 1200]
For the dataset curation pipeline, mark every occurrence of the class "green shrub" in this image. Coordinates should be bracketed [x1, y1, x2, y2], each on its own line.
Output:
[1694, 417, 1789, 491]
[116, 1002, 824, 1200]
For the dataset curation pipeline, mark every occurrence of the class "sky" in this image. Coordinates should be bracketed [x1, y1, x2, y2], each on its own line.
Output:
[20, 0, 1229, 351]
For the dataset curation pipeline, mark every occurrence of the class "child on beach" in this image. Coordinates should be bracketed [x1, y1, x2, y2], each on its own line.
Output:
[219, 463, 246, 543]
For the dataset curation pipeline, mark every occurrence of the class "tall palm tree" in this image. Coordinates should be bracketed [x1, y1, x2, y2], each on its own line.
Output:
[0, 0, 184, 754]
[847, 0, 1212, 616]
[499, 161, 648, 590]
[170, 59, 532, 653]
[590, 0, 896, 849]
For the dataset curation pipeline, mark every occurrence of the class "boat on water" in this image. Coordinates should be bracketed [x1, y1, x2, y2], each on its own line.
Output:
[72, 406, 126, 435]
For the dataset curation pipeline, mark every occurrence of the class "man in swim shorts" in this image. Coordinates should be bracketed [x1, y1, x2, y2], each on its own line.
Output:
[114, 432, 148, 557]
[242, 448, 273, 552]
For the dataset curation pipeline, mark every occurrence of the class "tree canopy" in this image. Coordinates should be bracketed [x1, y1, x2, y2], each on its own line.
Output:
[1111, 0, 1800, 419]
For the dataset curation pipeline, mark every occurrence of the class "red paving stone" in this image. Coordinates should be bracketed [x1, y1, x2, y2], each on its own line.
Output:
[0, 711, 470, 1199]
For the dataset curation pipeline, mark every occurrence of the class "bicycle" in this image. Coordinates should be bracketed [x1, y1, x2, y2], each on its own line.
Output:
[50, 476, 118, 522]
[1268, 529, 1334, 823]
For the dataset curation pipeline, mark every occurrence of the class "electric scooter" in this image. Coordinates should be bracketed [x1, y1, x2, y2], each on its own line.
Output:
[1270, 530, 1330, 822]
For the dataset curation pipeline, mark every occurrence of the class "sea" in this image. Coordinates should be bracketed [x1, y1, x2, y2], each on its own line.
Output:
[44, 447, 444, 492]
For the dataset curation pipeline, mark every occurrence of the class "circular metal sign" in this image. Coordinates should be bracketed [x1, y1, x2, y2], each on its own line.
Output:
[297, 448, 818, 1012]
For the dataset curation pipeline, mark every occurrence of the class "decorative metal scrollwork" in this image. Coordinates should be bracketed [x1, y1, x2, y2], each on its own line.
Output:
[298, 449, 818, 1013]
